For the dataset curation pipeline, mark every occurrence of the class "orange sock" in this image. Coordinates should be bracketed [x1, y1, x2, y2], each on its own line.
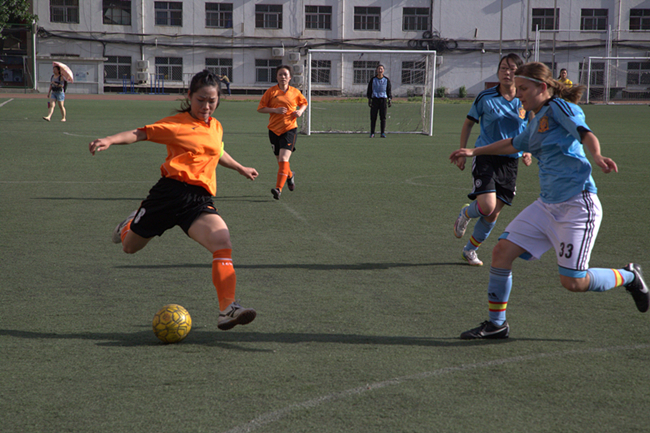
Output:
[120, 220, 132, 243]
[212, 249, 236, 311]
[276, 161, 291, 190]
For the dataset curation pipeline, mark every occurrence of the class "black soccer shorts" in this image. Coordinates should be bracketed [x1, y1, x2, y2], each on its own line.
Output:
[468, 154, 519, 205]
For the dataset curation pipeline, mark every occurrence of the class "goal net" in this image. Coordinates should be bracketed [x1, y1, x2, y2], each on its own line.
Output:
[579, 56, 650, 104]
[301, 49, 436, 135]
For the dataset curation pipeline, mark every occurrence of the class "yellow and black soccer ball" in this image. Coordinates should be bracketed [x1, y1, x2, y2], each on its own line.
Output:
[152, 304, 192, 343]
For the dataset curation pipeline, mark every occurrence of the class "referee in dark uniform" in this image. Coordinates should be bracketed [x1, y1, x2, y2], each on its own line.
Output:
[367, 64, 392, 138]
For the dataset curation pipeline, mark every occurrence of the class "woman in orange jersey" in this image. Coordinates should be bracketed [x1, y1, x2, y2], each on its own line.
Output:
[257, 65, 308, 200]
[88, 70, 259, 331]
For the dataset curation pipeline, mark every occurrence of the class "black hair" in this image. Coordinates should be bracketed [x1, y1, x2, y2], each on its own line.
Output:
[497, 53, 524, 73]
[557, 68, 568, 79]
[276, 65, 292, 78]
[177, 69, 222, 113]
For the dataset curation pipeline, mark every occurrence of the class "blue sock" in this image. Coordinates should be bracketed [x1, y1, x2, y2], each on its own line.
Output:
[488, 267, 512, 326]
[465, 217, 496, 251]
[465, 201, 483, 219]
[587, 268, 635, 292]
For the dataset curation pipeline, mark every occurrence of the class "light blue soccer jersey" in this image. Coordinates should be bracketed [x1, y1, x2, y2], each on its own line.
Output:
[467, 85, 528, 158]
[512, 97, 597, 204]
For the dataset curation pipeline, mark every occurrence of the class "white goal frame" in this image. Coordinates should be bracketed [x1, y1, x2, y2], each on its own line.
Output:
[304, 49, 437, 136]
[585, 56, 650, 104]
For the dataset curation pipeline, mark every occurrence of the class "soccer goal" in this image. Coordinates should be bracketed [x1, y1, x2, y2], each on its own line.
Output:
[581, 56, 650, 104]
[302, 49, 437, 136]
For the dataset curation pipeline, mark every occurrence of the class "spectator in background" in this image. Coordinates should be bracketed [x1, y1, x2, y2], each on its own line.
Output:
[558, 68, 573, 88]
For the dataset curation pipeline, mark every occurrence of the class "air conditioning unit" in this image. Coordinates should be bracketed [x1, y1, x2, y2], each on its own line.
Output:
[292, 64, 304, 75]
[136, 72, 148, 82]
[291, 75, 304, 85]
[272, 47, 285, 57]
[136, 60, 149, 70]
[288, 52, 300, 63]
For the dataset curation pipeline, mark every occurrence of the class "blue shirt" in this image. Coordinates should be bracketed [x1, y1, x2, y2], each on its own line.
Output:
[468, 86, 527, 158]
[512, 97, 597, 204]
[370, 77, 389, 98]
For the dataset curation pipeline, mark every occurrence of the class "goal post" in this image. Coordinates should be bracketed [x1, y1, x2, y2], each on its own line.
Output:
[302, 49, 437, 136]
[583, 56, 650, 104]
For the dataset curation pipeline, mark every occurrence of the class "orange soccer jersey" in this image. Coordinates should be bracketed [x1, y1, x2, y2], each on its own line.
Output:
[139, 112, 224, 196]
[258, 85, 308, 136]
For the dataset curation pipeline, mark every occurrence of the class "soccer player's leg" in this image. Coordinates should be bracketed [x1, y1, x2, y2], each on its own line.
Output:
[187, 212, 256, 330]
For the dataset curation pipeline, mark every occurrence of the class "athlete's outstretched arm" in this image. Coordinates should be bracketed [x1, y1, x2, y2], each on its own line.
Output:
[450, 138, 518, 165]
[89, 129, 147, 155]
[219, 151, 259, 180]
[580, 130, 618, 174]
[455, 118, 476, 170]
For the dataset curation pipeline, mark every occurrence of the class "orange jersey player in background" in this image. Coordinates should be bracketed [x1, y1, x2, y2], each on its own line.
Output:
[89, 70, 259, 331]
[257, 65, 308, 200]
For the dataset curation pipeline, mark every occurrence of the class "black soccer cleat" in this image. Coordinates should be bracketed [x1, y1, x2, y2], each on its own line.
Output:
[624, 263, 649, 313]
[287, 173, 295, 191]
[271, 188, 281, 200]
[460, 320, 509, 340]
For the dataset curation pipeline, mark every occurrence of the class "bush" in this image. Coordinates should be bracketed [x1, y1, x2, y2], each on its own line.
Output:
[458, 85, 467, 98]
[435, 86, 447, 98]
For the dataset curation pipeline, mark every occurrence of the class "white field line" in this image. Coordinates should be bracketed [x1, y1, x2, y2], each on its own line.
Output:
[0, 98, 15, 107]
[222, 343, 650, 433]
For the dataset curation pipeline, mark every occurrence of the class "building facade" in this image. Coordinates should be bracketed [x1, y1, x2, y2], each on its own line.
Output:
[21, 0, 650, 98]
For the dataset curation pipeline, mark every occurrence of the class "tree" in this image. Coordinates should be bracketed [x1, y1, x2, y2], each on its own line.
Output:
[0, 0, 37, 36]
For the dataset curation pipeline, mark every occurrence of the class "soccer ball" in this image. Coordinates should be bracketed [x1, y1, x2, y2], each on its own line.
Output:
[152, 304, 192, 343]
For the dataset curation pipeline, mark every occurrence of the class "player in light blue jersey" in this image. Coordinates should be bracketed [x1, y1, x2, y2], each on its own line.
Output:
[453, 54, 532, 267]
[450, 62, 648, 339]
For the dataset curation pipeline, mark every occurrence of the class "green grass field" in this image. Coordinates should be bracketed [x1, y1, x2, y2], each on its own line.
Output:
[1, 96, 649, 432]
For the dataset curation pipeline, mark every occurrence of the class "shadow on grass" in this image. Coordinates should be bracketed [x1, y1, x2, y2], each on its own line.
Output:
[0, 328, 577, 348]
[115, 262, 466, 270]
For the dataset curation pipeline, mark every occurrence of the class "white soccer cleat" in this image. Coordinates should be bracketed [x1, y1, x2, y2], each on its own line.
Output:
[454, 204, 471, 238]
[218, 301, 257, 330]
[111, 210, 137, 244]
[462, 248, 483, 266]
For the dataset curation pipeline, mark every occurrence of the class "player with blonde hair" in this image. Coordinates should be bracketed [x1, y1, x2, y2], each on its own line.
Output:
[450, 62, 648, 339]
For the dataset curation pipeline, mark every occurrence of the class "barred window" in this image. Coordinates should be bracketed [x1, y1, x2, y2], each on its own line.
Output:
[353, 60, 379, 84]
[531, 8, 559, 31]
[310, 60, 331, 84]
[103, 0, 131, 25]
[255, 4, 282, 29]
[206, 58, 233, 82]
[305, 6, 332, 30]
[354, 7, 380, 31]
[105, 56, 132, 80]
[581, 9, 608, 31]
[50, 0, 79, 24]
[630, 9, 650, 31]
[579, 62, 604, 86]
[155, 2, 182, 27]
[403, 8, 429, 31]
[627, 62, 650, 85]
[402, 61, 426, 85]
[206, 3, 233, 28]
[255, 59, 282, 83]
[155, 57, 183, 81]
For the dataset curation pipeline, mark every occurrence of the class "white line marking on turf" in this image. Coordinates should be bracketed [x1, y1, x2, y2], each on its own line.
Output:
[0, 98, 15, 107]
[221, 343, 650, 433]
[63, 132, 96, 137]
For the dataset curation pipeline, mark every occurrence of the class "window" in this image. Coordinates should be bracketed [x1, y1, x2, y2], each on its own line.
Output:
[305, 6, 332, 30]
[206, 58, 233, 81]
[353, 60, 379, 84]
[402, 61, 426, 85]
[403, 8, 429, 31]
[627, 62, 650, 85]
[532, 8, 559, 31]
[630, 9, 650, 31]
[579, 62, 604, 86]
[354, 7, 380, 31]
[206, 3, 232, 28]
[105, 55, 132, 81]
[50, 0, 79, 24]
[155, 2, 182, 27]
[256, 5, 282, 29]
[103, 0, 131, 25]
[581, 9, 608, 31]
[310, 60, 331, 84]
[255, 59, 282, 83]
[155, 57, 182, 81]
